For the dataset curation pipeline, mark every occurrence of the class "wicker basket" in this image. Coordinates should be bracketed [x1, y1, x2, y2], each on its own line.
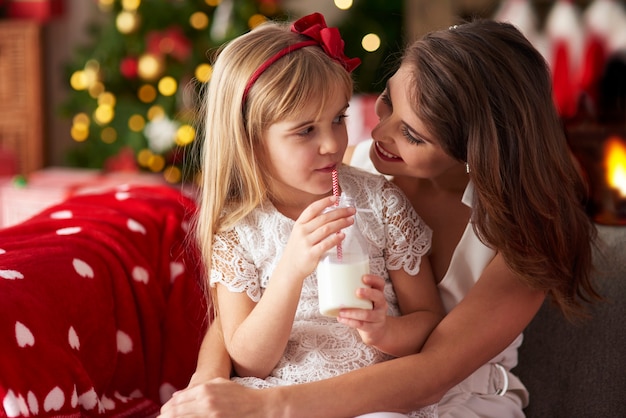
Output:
[0, 20, 43, 176]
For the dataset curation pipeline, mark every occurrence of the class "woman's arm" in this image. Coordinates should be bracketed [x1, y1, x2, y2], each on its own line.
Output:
[160, 253, 545, 418]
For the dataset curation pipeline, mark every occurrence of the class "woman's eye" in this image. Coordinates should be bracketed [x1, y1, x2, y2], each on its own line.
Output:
[401, 126, 423, 145]
[380, 90, 392, 107]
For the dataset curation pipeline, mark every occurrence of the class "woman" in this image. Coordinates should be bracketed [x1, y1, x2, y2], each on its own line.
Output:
[160, 19, 599, 418]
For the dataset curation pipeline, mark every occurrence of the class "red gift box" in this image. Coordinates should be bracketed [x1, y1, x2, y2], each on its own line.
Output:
[7, 0, 64, 22]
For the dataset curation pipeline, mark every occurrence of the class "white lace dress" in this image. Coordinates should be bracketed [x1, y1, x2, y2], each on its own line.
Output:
[210, 165, 437, 418]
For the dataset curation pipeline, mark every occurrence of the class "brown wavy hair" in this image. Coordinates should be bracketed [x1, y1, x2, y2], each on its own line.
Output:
[403, 19, 601, 321]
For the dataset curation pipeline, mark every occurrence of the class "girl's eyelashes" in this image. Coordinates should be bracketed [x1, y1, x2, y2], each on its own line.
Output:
[297, 126, 314, 136]
[333, 113, 348, 124]
[293, 111, 347, 136]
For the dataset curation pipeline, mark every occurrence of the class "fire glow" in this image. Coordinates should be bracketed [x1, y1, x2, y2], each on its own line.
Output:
[604, 136, 626, 198]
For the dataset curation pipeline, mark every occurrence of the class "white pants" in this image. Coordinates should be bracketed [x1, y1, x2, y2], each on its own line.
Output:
[438, 363, 526, 418]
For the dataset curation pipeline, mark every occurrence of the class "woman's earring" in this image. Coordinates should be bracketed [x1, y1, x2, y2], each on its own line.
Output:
[465, 162, 470, 174]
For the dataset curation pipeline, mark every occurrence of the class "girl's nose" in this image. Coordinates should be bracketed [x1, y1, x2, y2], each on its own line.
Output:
[320, 131, 341, 155]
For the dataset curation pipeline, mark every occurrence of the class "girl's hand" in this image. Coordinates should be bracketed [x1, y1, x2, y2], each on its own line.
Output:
[280, 195, 356, 280]
[336, 274, 389, 346]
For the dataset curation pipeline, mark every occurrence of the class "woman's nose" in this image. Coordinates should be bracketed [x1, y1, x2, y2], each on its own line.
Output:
[372, 97, 389, 141]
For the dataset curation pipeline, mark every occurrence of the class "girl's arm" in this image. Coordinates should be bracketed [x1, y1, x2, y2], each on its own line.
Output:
[339, 256, 444, 356]
[187, 318, 233, 387]
[159, 253, 545, 418]
[218, 196, 356, 378]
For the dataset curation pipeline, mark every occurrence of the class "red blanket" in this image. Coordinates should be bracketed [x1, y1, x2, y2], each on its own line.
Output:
[0, 185, 209, 417]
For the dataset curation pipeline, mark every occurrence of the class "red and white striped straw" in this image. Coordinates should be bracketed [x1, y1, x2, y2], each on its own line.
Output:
[331, 168, 340, 205]
[331, 168, 342, 260]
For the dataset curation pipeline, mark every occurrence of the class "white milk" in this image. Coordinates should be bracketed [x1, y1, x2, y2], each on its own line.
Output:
[316, 253, 373, 317]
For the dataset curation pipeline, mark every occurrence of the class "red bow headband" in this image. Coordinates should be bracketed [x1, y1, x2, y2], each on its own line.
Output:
[242, 12, 361, 107]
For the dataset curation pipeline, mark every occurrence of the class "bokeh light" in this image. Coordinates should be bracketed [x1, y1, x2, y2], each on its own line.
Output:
[163, 166, 182, 183]
[138, 84, 157, 103]
[361, 33, 381, 52]
[195, 63, 213, 83]
[248, 14, 267, 29]
[116, 11, 139, 34]
[101, 127, 118, 144]
[158, 76, 178, 96]
[176, 124, 196, 146]
[128, 114, 146, 132]
[94, 105, 115, 125]
[190, 12, 209, 30]
[334, 0, 353, 10]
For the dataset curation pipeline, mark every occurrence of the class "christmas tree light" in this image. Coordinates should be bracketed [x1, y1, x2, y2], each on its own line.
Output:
[61, 0, 286, 183]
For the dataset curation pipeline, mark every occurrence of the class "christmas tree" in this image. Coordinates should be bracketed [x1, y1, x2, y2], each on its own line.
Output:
[61, 0, 286, 183]
[336, 0, 404, 94]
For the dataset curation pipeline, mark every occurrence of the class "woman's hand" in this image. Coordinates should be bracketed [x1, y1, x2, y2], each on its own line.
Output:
[336, 274, 389, 346]
[159, 378, 272, 418]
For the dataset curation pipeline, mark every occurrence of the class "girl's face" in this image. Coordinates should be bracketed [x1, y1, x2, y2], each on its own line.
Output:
[262, 90, 349, 207]
[370, 64, 461, 180]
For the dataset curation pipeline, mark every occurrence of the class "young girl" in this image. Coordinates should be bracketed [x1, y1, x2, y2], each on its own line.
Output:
[194, 13, 443, 418]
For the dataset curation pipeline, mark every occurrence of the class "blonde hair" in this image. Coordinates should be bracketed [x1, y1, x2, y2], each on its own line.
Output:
[195, 20, 353, 300]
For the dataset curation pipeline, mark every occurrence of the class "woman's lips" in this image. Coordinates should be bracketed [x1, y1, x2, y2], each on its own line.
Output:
[374, 141, 402, 162]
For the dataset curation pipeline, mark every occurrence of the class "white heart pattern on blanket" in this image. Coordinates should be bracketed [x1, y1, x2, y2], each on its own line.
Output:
[100, 394, 115, 412]
[15, 321, 35, 347]
[73, 258, 95, 279]
[127, 218, 147, 234]
[115, 191, 131, 200]
[116, 330, 133, 354]
[0, 269, 24, 280]
[44, 387, 65, 412]
[50, 210, 73, 219]
[68, 326, 80, 350]
[27, 391, 39, 415]
[56, 226, 82, 235]
[132, 266, 149, 284]
[78, 388, 97, 410]
[3, 390, 22, 417]
[170, 261, 185, 283]
[159, 382, 177, 404]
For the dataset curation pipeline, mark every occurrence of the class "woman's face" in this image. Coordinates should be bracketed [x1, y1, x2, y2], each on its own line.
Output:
[261, 90, 349, 206]
[370, 64, 461, 180]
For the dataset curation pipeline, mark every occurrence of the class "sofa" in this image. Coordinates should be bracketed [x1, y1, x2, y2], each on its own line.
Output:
[0, 183, 623, 417]
[515, 224, 626, 417]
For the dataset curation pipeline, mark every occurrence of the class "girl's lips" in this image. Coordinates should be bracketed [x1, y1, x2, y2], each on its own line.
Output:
[374, 141, 402, 162]
[317, 164, 337, 173]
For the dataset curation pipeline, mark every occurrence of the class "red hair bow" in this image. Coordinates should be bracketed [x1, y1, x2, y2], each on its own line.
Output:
[291, 13, 361, 73]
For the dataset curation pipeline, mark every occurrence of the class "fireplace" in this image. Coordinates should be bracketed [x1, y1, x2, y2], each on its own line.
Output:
[567, 123, 626, 226]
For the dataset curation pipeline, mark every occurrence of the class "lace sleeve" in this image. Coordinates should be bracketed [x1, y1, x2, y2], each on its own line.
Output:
[209, 228, 262, 302]
[381, 181, 432, 275]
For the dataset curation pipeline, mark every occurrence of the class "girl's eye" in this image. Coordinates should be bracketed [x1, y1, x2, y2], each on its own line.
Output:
[333, 114, 347, 124]
[297, 126, 314, 136]
[401, 126, 424, 145]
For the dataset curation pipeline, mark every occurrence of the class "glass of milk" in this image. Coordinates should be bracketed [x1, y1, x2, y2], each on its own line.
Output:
[316, 194, 373, 317]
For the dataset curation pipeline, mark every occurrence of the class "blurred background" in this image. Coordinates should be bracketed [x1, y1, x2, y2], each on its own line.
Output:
[0, 0, 625, 189]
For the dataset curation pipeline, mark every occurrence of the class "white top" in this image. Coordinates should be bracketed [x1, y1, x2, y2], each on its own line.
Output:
[351, 140, 527, 401]
[210, 165, 436, 418]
